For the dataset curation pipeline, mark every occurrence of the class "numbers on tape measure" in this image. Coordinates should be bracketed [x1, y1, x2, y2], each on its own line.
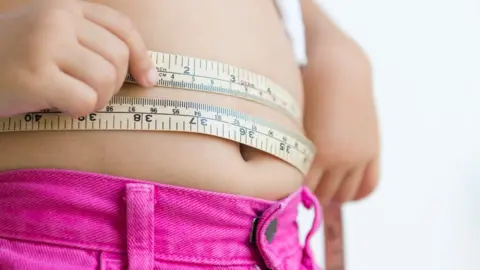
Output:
[0, 97, 315, 175]
[23, 114, 42, 122]
[1, 52, 312, 173]
[125, 51, 302, 123]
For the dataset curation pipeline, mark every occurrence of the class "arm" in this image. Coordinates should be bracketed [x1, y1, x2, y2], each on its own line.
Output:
[300, 0, 380, 204]
[300, 3, 379, 270]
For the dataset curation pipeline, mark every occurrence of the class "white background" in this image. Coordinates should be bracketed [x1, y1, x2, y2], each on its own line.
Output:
[299, 0, 480, 269]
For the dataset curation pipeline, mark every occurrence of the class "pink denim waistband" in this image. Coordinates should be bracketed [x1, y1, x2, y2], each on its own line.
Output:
[0, 169, 321, 270]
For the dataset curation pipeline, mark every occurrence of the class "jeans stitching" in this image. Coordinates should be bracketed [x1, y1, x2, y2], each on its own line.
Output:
[0, 234, 258, 265]
[0, 232, 118, 252]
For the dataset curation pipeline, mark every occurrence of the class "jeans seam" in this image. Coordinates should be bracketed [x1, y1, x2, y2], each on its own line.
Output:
[0, 233, 113, 253]
[154, 188, 272, 207]
[153, 253, 256, 265]
[0, 234, 258, 265]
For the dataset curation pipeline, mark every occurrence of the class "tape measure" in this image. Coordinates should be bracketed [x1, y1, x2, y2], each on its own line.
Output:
[0, 51, 316, 175]
[0, 97, 314, 174]
[324, 203, 345, 270]
[125, 51, 303, 122]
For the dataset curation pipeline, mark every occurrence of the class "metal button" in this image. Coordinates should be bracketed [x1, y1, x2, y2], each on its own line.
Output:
[265, 218, 278, 243]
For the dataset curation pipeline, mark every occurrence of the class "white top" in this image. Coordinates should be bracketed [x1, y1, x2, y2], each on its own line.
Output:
[275, 0, 308, 66]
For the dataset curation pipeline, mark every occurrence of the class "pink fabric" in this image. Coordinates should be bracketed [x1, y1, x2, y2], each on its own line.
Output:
[0, 169, 322, 269]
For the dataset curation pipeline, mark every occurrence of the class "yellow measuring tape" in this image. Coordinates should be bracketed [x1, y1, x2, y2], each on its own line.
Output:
[0, 51, 316, 175]
[134, 51, 302, 122]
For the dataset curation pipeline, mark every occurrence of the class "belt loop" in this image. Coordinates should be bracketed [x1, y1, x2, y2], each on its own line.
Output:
[301, 186, 323, 270]
[125, 183, 155, 270]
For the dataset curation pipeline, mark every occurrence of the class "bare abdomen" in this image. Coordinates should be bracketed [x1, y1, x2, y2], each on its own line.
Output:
[0, 0, 305, 200]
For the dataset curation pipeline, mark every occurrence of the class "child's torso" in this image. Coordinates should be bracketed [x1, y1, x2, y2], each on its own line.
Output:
[0, 0, 305, 200]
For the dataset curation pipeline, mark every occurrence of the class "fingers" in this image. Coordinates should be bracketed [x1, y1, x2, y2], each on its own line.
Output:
[311, 158, 379, 205]
[354, 158, 380, 201]
[81, 2, 157, 87]
[334, 166, 365, 203]
[315, 169, 346, 205]
[77, 19, 129, 92]
[47, 71, 97, 117]
[58, 45, 116, 111]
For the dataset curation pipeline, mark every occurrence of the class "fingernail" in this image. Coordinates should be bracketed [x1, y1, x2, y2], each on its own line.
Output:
[146, 67, 158, 86]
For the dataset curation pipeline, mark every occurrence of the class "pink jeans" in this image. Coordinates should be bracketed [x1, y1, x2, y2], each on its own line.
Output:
[0, 169, 322, 269]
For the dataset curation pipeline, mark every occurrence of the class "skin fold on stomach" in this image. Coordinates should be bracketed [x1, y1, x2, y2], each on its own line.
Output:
[0, 0, 306, 200]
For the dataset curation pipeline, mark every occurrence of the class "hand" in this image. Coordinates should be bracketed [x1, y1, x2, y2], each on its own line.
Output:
[301, 4, 380, 205]
[0, 0, 157, 118]
[303, 41, 380, 205]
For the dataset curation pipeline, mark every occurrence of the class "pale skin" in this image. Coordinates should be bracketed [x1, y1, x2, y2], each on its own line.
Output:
[0, 0, 379, 205]
[300, 0, 380, 204]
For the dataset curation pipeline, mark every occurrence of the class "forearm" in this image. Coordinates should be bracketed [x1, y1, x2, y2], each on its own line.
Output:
[301, 0, 329, 47]
[299, 0, 373, 116]
[300, 0, 356, 55]
[299, 0, 377, 191]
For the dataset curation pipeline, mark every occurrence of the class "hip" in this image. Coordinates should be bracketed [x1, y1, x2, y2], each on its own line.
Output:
[0, 169, 321, 269]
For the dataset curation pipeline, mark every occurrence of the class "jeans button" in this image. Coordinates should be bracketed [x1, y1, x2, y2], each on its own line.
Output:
[265, 218, 278, 243]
